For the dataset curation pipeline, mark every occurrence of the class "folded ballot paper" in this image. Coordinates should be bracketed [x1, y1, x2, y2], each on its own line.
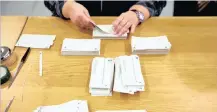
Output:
[113, 55, 145, 94]
[96, 110, 147, 112]
[93, 25, 128, 39]
[61, 38, 101, 56]
[89, 57, 115, 96]
[33, 100, 89, 112]
[15, 34, 56, 49]
[131, 36, 171, 54]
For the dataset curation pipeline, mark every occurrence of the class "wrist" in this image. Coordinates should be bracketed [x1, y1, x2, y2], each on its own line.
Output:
[129, 5, 150, 20]
[129, 10, 140, 25]
[130, 9, 145, 25]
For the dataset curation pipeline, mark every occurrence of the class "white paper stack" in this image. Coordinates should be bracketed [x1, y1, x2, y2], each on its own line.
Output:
[131, 36, 172, 54]
[15, 34, 56, 49]
[93, 25, 127, 39]
[89, 57, 115, 96]
[96, 110, 147, 112]
[113, 55, 145, 94]
[61, 38, 101, 56]
[33, 100, 89, 112]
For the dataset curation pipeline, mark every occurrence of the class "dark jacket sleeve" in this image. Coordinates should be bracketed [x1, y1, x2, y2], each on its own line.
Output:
[44, 0, 166, 19]
[136, 0, 167, 16]
[44, 0, 69, 20]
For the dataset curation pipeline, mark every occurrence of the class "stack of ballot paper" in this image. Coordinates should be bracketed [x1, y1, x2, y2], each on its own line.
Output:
[113, 55, 145, 94]
[16, 34, 56, 49]
[33, 100, 89, 112]
[89, 57, 115, 96]
[96, 110, 147, 112]
[131, 36, 172, 54]
[93, 25, 127, 39]
[61, 38, 101, 56]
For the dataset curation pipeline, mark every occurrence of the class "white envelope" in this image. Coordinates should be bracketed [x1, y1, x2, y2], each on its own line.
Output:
[16, 34, 56, 49]
[131, 36, 171, 55]
[61, 38, 101, 56]
[89, 57, 115, 96]
[113, 55, 145, 94]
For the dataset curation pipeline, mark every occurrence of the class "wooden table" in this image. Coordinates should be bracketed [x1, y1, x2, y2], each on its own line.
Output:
[1, 16, 28, 50]
[1, 17, 217, 112]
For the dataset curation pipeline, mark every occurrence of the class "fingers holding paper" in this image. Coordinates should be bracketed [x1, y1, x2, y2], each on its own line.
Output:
[66, 2, 95, 31]
[112, 11, 139, 36]
[73, 12, 95, 31]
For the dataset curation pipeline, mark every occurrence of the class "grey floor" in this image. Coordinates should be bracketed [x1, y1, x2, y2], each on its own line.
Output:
[0, 1, 174, 16]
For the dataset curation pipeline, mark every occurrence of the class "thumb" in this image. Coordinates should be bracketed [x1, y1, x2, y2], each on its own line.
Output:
[130, 24, 136, 33]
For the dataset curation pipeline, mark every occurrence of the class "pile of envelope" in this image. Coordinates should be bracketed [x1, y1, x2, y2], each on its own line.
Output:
[61, 38, 101, 56]
[131, 36, 172, 54]
[93, 25, 128, 39]
[113, 55, 145, 94]
[89, 55, 145, 96]
[89, 57, 115, 96]
[33, 100, 89, 112]
[16, 34, 56, 49]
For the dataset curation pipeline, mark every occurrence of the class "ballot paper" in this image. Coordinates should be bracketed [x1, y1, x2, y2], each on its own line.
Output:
[96, 110, 147, 112]
[61, 38, 101, 56]
[131, 36, 172, 55]
[113, 55, 145, 94]
[93, 25, 128, 39]
[33, 100, 89, 112]
[15, 34, 56, 49]
[89, 57, 115, 96]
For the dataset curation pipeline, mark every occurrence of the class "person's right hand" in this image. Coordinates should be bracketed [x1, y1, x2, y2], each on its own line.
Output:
[63, 1, 94, 31]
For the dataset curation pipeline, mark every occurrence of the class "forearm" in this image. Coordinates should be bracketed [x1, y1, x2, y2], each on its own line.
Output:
[44, 0, 75, 20]
[130, 1, 167, 19]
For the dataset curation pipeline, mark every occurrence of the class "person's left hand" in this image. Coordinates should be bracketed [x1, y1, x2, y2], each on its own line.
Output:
[112, 11, 139, 36]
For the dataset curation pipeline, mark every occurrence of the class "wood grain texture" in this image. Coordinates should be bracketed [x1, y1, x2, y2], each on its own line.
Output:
[1, 17, 217, 112]
[0, 16, 28, 50]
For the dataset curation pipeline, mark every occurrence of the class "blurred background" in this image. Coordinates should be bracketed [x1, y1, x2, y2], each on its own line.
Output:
[0, 1, 174, 16]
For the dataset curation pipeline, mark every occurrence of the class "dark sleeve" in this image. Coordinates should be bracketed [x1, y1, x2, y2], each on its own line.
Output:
[135, 0, 167, 17]
[44, 0, 70, 20]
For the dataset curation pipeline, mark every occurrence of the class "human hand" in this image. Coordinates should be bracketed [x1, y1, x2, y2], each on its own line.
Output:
[112, 11, 139, 36]
[63, 1, 95, 31]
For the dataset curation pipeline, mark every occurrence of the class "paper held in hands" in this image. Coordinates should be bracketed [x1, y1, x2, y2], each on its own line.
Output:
[93, 25, 128, 39]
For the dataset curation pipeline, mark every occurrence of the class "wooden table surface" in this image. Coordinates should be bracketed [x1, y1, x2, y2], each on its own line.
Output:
[0, 16, 28, 50]
[1, 17, 217, 112]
